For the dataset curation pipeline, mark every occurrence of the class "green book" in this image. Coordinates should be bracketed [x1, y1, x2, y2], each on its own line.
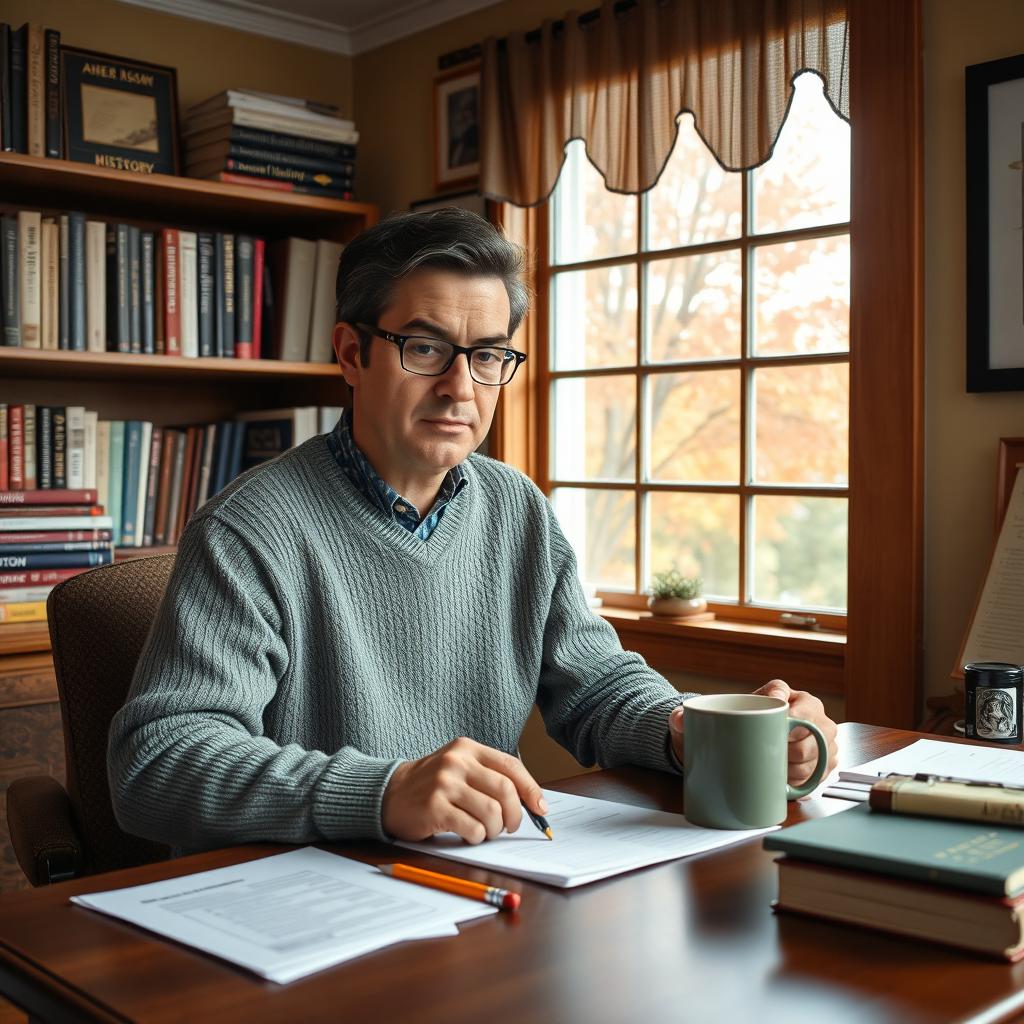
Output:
[764, 804, 1024, 897]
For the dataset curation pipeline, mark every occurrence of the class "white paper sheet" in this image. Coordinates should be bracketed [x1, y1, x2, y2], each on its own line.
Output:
[71, 847, 495, 984]
[837, 737, 1024, 787]
[397, 788, 777, 887]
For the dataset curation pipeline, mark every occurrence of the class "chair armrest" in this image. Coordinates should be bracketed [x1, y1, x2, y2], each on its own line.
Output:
[7, 775, 86, 886]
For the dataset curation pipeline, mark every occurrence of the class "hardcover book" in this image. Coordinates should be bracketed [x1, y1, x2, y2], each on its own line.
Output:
[764, 803, 1024, 897]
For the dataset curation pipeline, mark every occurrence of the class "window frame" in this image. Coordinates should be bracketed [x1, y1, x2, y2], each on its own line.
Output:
[489, 0, 924, 728]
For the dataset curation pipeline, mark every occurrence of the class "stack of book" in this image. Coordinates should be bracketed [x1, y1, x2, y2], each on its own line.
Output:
[764, 802, 1024, 960]
[1, 209, 342, 362]
[182, 90, 358, 201]
[0, 488, 113, 624]
[0, 22, 62, 159]
[1, 404, 342, 551]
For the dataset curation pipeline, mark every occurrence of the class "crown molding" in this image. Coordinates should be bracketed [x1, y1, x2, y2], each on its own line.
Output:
[115, 0, 501, 57]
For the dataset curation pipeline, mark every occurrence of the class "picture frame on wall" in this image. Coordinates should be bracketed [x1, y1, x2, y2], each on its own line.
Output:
[410, 190, 487, 217]
[434, 63, 480, 192]
[966, 53, 1024, 391]
[60, 45, 180, 176]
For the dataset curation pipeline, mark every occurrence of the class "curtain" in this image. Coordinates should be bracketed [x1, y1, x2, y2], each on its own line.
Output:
[480, 0, 849, 207]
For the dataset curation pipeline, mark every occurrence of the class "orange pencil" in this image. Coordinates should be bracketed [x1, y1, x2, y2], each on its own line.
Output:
[378, 863, 521, 911]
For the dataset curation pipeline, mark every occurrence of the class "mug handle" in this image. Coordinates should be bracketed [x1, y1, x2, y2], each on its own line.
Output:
[785, 717, 829, 800]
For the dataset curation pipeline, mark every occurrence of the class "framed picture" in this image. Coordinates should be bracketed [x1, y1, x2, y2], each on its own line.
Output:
[966, 54, 1024, 391]
[60, 46, 180, 176]
[434, 63, 480, 191]
[410, 190, 487, 217]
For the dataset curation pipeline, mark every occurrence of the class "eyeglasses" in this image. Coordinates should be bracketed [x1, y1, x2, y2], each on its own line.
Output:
[356, 324, 527, 386]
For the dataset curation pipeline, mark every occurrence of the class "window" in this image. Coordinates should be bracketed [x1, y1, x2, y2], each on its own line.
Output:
[545, 74, 850, 625]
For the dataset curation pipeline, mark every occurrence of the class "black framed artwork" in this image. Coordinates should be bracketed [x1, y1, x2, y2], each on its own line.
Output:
[60, 46, 180, 176]
[966, 53, 1024, 391]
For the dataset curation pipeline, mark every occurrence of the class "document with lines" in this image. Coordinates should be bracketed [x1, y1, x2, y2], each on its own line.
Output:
[397, 788, 777, 888]
[71, 847, 495, 984]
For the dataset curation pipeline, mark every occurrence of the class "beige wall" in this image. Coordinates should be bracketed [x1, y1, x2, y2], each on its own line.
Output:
[923, 1, 1024, 706]
[7, 0, 352, 120]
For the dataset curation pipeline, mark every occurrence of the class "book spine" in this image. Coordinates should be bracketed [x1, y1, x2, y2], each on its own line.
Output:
[0, 488, 98, 505]
[141, 231, 155, 354]
[153, 235, 165, 354]
[0, 405, 7, 490]
[106, 224, 130, 353]
[43, 27, 59, 157]
[179, 232, 198, 357]
[39, 218, 56, 349]
[25, 24, 43, 157]
[0, 585, 57, 603]
[133, 422, 151, 548]
[164, 430, 187, 545]
[190, 142, 355, 177]
[1, 541, 114, 554]
[120, 421, 141, 546]
[0, 530, 110, 544]
[36, 406, 51, 489]
[8, 406, 23, 490]
[221, 233, 235, 358]
[51, 406, 66, 488]
[127, 225, 141, 353]
[212, 172, 353, 201]
[0, 551, 113, 570]
[65, 405, 85, 489]
[1, 216, 19, 344]
[248, 238, 264, 360]
[0, 25, 11, 153]
[227, 124, 356, 161]
[183, 426, 204, 528]
[18, 210, 40, 347]
[58, 214, 69, 349]
[198, 232, 215, 357]
[108, 422, 124, 543]
[235, 235, 254, 358]
[870, 777, 1024, 828]
[161, 228, 181, 355]
[68, 213, 86, 350]
[0, 601, 48, 623]
[0, 567, 87, 587]
[215, 160, 354, 191]
[153, 430, 175, 544]
[9, 25, 26, 153]
[174, 427, 197, 540]
[213, 233, 224, 356]
[21, 404, 35, 490]
[83, 410, 97, 489]
[85, 221, 106, 352]
[196, 423, 216, 507]
[0, 513, 111, 530]
[95, 421, 110, 522]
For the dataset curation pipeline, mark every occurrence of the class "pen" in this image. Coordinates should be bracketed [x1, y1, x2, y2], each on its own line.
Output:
[378, 863, 521, 910]
[523, 802, 554, 840]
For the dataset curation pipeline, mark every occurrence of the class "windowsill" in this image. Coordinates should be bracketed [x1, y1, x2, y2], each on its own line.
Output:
[598, 605, 846, 694]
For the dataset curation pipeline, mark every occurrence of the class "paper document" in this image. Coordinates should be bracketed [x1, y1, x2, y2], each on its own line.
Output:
[397, 788, 777, 888]
[71, 847, 495, 984]
[823, 738, 1024, 802]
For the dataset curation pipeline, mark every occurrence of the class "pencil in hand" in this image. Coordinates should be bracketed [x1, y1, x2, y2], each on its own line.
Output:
[523, 802, 553, 840]
[378, 863, 521, 911]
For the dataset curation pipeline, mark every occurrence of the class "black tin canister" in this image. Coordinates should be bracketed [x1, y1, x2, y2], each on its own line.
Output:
[965, 662, 1024, 743]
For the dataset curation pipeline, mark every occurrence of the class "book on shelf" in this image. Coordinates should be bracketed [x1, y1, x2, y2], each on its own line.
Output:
[85, 220, 106, 352]
[764, 802, 1024, 898]
[8, 25, 27, 154]
[209, 172, 354, 201]
[308, 240, 343, 363]
[187, 88, 353, 124]
[183, 123, 356, 163]
[43, 27, 60, 159]
[268, 237, 316, 362]
[187, 157, 354, 193]
[18, 209, 40, 347]
[0, 25, 11, 153]
[25, 24, 43, 159]
[1, 215, 19, 345]
[185, 140, 355, 178]
[0, 600, 47, 623]
[179, 231, 199, 358]
[774, 856, 1024, 961]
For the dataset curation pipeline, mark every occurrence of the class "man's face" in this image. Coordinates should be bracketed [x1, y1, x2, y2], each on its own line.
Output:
[335, 268, 511, 485]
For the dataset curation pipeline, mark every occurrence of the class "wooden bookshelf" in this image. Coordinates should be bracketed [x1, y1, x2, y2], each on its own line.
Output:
[0, 157, 379, 891]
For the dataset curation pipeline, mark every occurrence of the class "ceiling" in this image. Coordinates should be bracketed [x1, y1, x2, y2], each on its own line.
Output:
[116, 0, 504, 56]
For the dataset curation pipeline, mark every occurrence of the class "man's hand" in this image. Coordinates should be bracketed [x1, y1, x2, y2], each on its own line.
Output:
[668, 679, 839, 786]
[381, 737, 548, 845]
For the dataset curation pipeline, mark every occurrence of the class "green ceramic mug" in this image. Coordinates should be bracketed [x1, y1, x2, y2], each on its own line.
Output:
[682, 693, 828, 829]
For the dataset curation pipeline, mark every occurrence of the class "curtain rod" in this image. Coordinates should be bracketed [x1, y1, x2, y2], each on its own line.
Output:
[437, 0, 641, 70]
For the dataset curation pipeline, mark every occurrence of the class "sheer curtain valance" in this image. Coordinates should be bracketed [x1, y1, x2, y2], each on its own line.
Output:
[480, 0, 849, 207]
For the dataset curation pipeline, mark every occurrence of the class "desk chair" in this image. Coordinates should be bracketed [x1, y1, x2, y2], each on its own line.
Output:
[7, 554, 175, 886]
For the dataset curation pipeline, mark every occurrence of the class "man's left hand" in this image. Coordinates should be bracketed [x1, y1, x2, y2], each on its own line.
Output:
[668, 679, 839, 787]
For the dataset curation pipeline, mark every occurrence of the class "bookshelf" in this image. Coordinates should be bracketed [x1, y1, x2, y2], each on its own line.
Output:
[0, 156, 379, 891]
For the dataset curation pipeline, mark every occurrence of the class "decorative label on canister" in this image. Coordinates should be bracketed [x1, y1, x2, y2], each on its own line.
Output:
[965, 662, 1024, 743]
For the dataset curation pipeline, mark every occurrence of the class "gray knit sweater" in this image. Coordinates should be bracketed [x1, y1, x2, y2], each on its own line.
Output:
[108, 436, 687, 851]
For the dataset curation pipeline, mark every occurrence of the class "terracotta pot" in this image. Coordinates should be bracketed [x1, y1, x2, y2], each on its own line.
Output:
[647, 596, 707, 617]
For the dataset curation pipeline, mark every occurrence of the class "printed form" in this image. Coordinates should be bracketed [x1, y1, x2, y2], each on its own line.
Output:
[398, 788, 777, 887]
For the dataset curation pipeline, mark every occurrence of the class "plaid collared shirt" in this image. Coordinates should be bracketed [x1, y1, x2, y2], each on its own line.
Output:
[325, 410, 468, 541]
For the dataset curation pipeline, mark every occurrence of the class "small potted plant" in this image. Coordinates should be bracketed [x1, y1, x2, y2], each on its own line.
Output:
[647, 569, 707, 617]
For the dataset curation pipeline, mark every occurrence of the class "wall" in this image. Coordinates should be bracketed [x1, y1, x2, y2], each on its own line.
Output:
[5, 0, 353, 118]
[922, 1, 1024, 705]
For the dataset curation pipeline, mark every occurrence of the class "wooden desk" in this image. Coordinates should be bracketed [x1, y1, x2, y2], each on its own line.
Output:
[1, 723, 1023, 1024]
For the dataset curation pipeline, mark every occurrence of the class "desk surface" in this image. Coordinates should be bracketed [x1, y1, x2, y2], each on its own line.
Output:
[2, 723, 1024, 1024]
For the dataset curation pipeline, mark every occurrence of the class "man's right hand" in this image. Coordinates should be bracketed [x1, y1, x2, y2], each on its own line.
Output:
[381, 737, 548, 845]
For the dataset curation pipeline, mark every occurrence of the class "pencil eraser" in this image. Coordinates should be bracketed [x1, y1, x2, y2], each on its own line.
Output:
[502, 892, 521, 911]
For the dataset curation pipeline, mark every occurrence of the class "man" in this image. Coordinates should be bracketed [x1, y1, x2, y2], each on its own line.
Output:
[109, 209, 837, 852]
